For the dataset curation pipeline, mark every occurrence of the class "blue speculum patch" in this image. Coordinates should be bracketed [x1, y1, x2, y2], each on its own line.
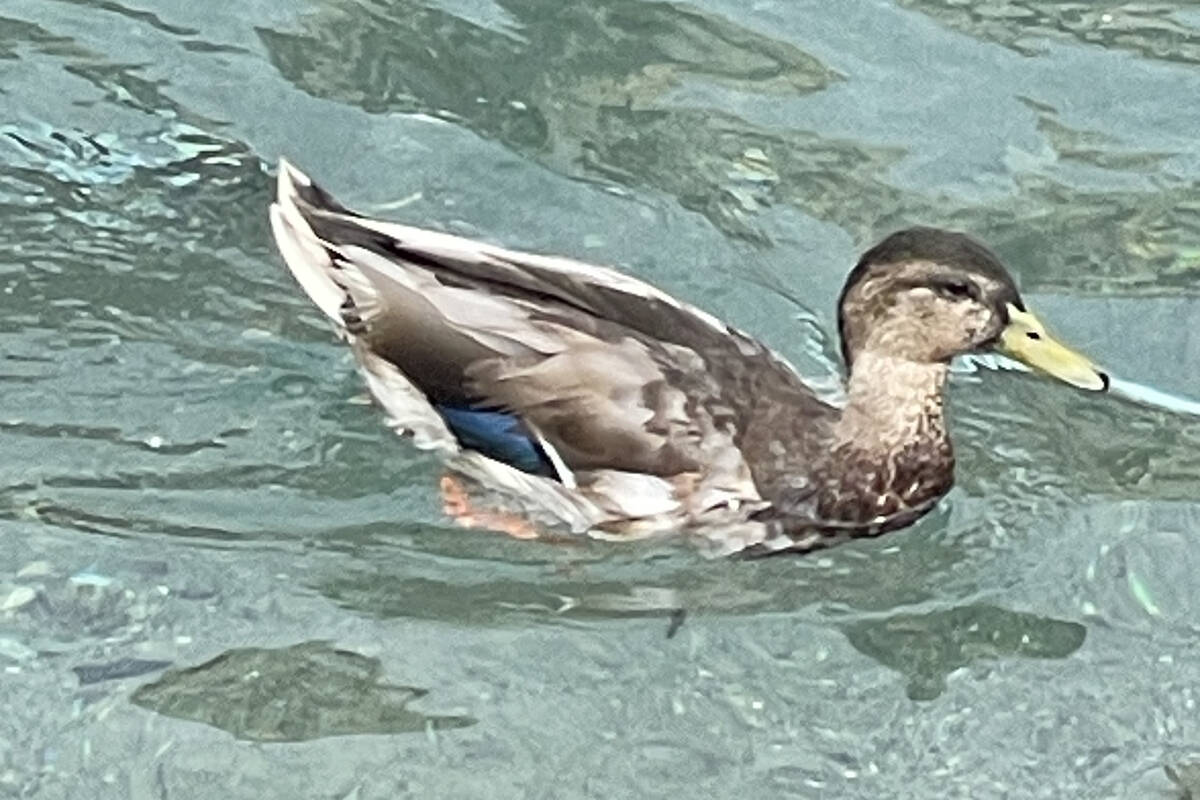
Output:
[435, 405, 557, 478]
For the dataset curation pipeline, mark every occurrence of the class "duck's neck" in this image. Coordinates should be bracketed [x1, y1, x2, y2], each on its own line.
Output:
[835, 352, 950, 450]
[816, 352, 954, 524]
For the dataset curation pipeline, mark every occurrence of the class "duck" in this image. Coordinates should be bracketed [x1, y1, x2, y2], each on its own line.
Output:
[268, 158, 1109, 556]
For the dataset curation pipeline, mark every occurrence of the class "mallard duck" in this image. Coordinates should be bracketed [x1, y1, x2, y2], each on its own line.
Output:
[269, 159, 1108, 556]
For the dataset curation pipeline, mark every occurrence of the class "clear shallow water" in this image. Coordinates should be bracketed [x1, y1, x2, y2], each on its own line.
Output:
[3, 0, 1200, 796]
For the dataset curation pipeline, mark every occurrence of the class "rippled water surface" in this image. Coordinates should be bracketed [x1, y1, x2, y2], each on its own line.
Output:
[4, 1, 1200, 797]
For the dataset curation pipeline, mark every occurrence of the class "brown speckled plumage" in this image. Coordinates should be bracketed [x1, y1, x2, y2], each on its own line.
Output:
[270, 161, 1077, 556]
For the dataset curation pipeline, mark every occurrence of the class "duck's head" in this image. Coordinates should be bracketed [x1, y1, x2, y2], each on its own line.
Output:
[837, 227, 1109, 391]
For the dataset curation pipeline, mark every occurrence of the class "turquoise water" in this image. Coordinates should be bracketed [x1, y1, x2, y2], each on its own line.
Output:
[3, 1, 1200, 796]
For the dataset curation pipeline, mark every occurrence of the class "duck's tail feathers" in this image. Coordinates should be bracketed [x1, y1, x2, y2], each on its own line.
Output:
[270, 159, 455, 455]
[276, 157, 356, 215]
[268, 158, 351, 324]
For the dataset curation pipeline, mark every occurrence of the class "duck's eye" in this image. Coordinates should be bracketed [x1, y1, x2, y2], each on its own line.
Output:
[934, 279, 977, 301]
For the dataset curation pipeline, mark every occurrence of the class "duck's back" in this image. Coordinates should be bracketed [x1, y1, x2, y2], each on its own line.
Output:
[270, 160, 837, 549]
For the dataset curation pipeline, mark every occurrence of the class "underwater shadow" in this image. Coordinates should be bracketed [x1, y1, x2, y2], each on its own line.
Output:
[132, 640, 474, 742]
[841, 602, 1086, 701]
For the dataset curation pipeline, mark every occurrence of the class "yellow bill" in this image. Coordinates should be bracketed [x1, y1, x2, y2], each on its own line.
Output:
[998, 304, 1109, 391]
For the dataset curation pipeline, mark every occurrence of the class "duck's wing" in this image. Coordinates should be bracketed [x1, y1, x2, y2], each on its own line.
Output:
[269, 159, 832, 529]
